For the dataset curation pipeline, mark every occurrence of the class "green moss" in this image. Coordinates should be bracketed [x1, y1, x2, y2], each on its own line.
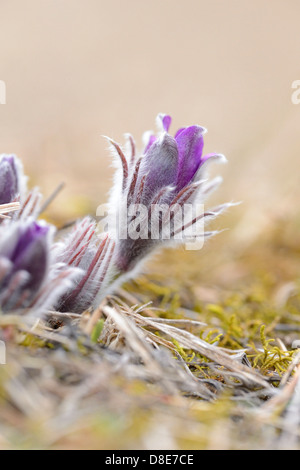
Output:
[248, 325, 295, 376]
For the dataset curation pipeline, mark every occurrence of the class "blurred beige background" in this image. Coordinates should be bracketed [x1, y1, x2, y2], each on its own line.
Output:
[0, 0, 299, 225]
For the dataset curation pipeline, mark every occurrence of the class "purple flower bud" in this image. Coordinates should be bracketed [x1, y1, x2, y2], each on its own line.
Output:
[0, 220, 80, 313]
[106, 114, 228, 274]
[0, 155, 26, 205]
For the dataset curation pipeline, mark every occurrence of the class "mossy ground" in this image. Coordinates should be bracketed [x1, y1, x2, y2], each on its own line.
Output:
[0, 211, 300, 449]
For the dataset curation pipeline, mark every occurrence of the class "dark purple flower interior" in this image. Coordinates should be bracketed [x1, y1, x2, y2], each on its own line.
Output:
[175, 126, 205, 190]
[11, 223, 48, 263]
[10, 223, 49, 292]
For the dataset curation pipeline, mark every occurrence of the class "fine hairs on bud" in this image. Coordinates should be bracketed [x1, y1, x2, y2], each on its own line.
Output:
[103, 113, 228, 280]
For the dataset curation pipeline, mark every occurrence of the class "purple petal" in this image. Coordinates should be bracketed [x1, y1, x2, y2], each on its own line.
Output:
[157, 113, 172, 132]
[175, 126, 206, 190]
[139, 133, 178, 204]
[174, 127, 186, 139]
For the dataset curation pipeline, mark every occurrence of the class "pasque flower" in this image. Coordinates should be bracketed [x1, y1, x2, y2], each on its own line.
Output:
[106, 113, 228, 274]
[0, 113, 229, 315]
[0, 219, 79, 314]
[0, 156, 116, 315]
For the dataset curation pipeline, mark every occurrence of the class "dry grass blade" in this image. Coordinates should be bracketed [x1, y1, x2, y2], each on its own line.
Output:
[102, 305, 174, 380]
[0, 202, 20, 218]
[280, 351, 300, 388]
[114, 306, 270, 389]
[38, 182, 65, 215]
[278, 367, 300, 448]
[258, 366, 300, 434]
[145, 317, 207, 327]
[101, 305, 214, 399]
